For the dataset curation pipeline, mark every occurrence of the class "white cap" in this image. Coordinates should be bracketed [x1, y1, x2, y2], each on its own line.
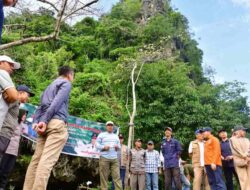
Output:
[106, 121, 114, 126]
[0, 55, 21, 69]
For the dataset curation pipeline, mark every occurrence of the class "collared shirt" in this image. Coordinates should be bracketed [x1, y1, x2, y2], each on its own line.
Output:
[145, 149, 160, 173]
[161, 138, 182, 168]
[33, 78, 72, 124]
[188, 140, 205, 166]
[0, 101, 19, 139]
[95, 132, 121, 159]
[220, 139, 234, 167]
[0, 69, 15, 130]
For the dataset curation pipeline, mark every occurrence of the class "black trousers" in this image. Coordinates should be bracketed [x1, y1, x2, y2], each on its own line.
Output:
[0, 136, 10, 156]
[0, 153, 17, 189]
[164, 167, 182, 190]
[223, 166, 239, 190]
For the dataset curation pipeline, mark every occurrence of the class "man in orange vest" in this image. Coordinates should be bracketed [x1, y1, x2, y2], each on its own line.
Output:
[203, 127, 226, 190]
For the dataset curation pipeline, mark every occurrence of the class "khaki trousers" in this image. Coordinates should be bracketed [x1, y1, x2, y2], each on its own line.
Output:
[130, 173, 145, 190]
[193, 166, 210, 190]
[235, 164, 250, 190]
[23, 119, 68, 190]
[99, 156, 122, 190]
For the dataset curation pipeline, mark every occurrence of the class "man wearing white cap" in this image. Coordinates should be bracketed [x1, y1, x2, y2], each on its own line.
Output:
[0, 55, 20, 130]
[95, 121, 122, 190]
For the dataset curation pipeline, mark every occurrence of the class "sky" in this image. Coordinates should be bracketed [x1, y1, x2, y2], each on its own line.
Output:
[103, 0, 250, 103]
[6, 0, 250, 102]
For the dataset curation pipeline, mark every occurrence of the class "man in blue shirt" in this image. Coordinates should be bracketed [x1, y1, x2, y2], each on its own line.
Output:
[161, 127, 182, 190]
[23, 66, 74, 190]
[218, 129, 239, 190]
[96, 121, 122, 190]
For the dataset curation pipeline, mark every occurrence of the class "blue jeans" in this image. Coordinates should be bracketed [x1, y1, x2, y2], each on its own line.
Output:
[111, 168, 126, 190]
[146, 173, 159, 190]
[181, 173, 190, 190]
[171, 173, 190, 190]
[205, 165, 226, 190]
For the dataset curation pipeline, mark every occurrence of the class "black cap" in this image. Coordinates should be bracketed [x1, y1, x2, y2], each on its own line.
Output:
[233, 125, 248, 132]
[135, 138, 142, 142]
[147, 140, 154, 145]
[202, 127, 212, 132]
[195, 129, 204, 135]
[218, 129, 227, 134]
[165, 127, 172, 132]
[118, 134, 124, 139]
[17, 85, 35, 97]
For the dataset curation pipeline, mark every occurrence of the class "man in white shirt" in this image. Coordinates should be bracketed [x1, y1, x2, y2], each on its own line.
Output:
[0, 55, 20, 130]
[188, 129, 210, 190]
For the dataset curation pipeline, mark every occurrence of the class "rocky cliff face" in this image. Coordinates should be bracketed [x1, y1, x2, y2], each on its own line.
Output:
[141, 0, 166, 23]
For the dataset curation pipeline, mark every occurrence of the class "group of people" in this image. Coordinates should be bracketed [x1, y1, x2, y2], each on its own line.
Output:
[96, 123, 250, 190]
[0, 54, 74, 190]
[0, 54, 250, 190]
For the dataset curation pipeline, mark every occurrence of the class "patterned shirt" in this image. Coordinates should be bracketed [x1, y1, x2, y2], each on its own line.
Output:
[145, 149, 161, 173]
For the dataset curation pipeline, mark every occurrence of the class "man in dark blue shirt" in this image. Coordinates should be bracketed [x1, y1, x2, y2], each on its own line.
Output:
[218, 129, 239, 190]
[161, 127, 182, 190]
[23, 66, 74, 190]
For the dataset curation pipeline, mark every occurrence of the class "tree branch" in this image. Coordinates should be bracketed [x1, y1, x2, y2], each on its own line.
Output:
[37, 0, 59, 12]
[135, 62, 145, 84]
[54, 0, 68, 38]
[62, 0, 98, 21]
[0, 34, 55, 50]
[125, 80, 132, 118]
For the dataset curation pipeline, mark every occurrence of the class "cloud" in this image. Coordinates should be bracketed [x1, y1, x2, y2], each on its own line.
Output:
[231, 0, 250, 8]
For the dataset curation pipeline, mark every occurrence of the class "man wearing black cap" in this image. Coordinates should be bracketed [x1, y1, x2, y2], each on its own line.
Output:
[161, 127, 182, 190]
[218, 129, 238, 190]
[230, 125, 250, 190]
[203, 127, 226, 190]
[0, 84, 34, 156]
[129, 138, 146, 190]
[145, 140, 160, 190]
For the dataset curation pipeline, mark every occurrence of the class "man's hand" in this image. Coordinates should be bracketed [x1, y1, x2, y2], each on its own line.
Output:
[33, 122, 47, 136]
[103, 146, 110, 151]
[114, 145, 119, 151]
[226, 156, 233, 160]
[211, 163, 216, 171]
[221, 156, 225, 160]
[158, 168, 163, 175]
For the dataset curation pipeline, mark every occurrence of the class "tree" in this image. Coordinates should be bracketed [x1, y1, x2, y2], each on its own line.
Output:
[0, 0, 99, 51]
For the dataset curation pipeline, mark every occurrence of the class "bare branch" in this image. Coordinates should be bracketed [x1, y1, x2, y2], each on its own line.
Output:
[63, 0, 98, 21]
[54, 0, 68, 38]
[37, 0, 59, 12]
[0, 0, 99, 50]
[0, 34, 55, 50]
[135, 62, 145, 84]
